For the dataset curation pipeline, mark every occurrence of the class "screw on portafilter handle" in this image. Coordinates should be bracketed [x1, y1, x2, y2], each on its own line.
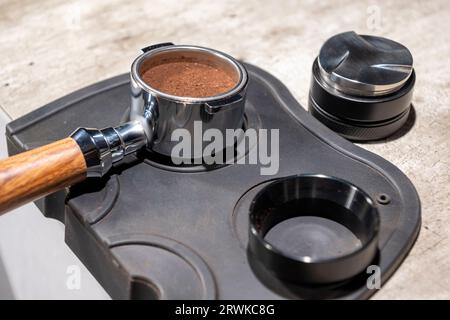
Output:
[0, 119, 150, 215]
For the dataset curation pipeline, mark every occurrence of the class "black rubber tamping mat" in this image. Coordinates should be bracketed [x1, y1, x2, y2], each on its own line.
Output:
[5, 64, 421, 299]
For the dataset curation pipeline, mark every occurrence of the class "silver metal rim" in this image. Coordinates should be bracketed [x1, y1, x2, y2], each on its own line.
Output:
[131, 45, 248, 102]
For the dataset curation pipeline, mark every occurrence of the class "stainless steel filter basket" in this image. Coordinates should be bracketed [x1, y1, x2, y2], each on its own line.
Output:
[129, 44, 248, 159]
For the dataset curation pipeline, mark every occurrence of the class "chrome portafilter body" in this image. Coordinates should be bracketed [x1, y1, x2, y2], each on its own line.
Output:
[129, 44, 248, 158]
[71, 44, 248, 177]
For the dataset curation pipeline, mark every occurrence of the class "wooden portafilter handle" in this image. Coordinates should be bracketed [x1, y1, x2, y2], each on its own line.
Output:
[0, 138, 86, 214]
[0, 121, 147, 215]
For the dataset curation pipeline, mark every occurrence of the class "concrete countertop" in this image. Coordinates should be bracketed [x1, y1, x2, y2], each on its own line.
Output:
[0, 0, 449, 299]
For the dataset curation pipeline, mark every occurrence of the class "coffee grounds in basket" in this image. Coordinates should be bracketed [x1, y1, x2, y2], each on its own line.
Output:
[141, 61, 236, 97]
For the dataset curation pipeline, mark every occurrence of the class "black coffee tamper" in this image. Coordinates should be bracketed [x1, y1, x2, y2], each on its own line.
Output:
[309, 31, 415, 141]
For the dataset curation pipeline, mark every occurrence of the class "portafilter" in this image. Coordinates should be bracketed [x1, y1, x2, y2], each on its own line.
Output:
[0, 43, 248, 214]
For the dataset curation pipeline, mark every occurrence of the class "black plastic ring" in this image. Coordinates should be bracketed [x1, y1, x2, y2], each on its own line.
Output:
[248, 174, 380, 284]
[309, 96, 411, 141]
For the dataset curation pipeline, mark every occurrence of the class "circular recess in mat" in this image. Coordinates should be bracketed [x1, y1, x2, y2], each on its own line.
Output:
[109, 234, 216, 299]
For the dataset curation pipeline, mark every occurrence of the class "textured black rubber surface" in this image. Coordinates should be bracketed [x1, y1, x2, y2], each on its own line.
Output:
[5, 64, 421, 299]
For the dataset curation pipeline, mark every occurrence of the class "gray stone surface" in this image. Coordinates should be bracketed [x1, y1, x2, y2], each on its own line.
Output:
[0, 0, 449, 299]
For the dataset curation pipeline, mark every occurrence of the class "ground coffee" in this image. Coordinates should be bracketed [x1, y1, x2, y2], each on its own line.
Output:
[141, 60, 236, 98]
